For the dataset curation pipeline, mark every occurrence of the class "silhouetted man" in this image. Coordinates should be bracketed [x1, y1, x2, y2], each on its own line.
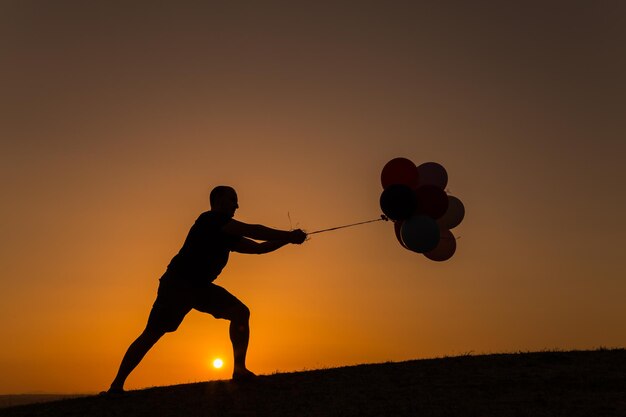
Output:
[106, 186, 307, 393]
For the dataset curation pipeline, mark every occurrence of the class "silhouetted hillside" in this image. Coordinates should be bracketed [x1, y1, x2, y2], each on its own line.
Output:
[0, 395, 86, 409]
[1, 349, 624, 417]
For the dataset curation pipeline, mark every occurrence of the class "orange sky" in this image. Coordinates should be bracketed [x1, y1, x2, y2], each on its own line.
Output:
[1, 2, 625, 394]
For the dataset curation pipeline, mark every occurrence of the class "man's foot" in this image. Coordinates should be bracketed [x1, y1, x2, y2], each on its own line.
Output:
[232, 368, 256, 382]
[99, 386, 125, 396]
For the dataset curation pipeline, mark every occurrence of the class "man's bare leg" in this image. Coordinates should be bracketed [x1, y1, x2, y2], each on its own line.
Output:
[108, 328, 165, 392]
[229, 305, 255, 380]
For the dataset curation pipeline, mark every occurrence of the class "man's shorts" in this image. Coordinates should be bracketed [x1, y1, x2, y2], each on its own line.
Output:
[146, 272, 247, 333]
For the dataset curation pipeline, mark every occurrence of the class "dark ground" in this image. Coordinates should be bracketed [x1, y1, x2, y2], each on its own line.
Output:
[0, 395, 86, 409]
[1, 349, 624, 417]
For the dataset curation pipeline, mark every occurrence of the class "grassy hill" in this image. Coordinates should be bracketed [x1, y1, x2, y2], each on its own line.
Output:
[1, 349, 624, 417]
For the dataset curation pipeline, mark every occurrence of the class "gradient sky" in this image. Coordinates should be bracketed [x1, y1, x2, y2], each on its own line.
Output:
[1, 2, 625, 394]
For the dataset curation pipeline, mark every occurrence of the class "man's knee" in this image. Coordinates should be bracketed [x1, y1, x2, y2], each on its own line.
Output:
[141, 327, 167, 343]
[229, 303, 250, 323]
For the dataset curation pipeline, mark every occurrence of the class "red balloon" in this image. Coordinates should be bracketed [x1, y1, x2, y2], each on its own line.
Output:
[424, 229, 456, 262]
[417, 162, 448, 189]
[381, 158, 419, 189]
[415, 185, 449, 219]
[394, 221, 408, 249]
[437, 195, 465, 230]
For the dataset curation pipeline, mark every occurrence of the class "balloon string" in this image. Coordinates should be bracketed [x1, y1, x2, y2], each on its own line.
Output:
[309, 215, 389, 235]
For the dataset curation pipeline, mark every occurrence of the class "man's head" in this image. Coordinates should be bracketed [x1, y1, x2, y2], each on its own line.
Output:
[210, 186, 239, 217]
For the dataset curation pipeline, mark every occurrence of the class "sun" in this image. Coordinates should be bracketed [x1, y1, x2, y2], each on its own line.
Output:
[213, 358, 224, 369]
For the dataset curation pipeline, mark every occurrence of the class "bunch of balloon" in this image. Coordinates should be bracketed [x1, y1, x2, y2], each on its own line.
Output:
[379, 157, 465, 261]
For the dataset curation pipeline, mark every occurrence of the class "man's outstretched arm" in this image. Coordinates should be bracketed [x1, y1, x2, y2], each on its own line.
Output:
[231, 237, 299, 254]
[223, 219, 306, 243]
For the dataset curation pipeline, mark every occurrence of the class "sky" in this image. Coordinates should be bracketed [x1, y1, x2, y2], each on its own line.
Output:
[1, 1, 625, 394]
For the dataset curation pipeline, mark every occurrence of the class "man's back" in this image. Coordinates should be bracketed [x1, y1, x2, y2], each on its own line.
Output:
[166, 211, 242, 284]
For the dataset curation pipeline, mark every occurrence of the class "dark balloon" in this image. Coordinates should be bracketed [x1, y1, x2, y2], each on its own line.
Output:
[400, 215, 440, 253]
[437, 195, 465, 230]
[415, 185, 449, 219]
[394, 221, 408, 249]
[424, 229, 456, 261]
[381, 157, 419, 189]
[417, 162, 448, 189]
[379, 184, 417, 221]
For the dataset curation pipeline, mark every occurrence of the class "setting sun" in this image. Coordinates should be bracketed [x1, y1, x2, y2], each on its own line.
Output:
[213, 358, 224, 369]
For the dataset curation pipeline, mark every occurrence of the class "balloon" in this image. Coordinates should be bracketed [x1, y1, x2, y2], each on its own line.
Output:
[381, 157, 419, 189]
[379, 184, 417, 221]
[437, 195, 465, 229]
[400, 215, 440, 253]
[424, 229, 456, 261]
[417, 162, 448, 189]
[394, 221, 408, 249]
[415, 185, 449, 219]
